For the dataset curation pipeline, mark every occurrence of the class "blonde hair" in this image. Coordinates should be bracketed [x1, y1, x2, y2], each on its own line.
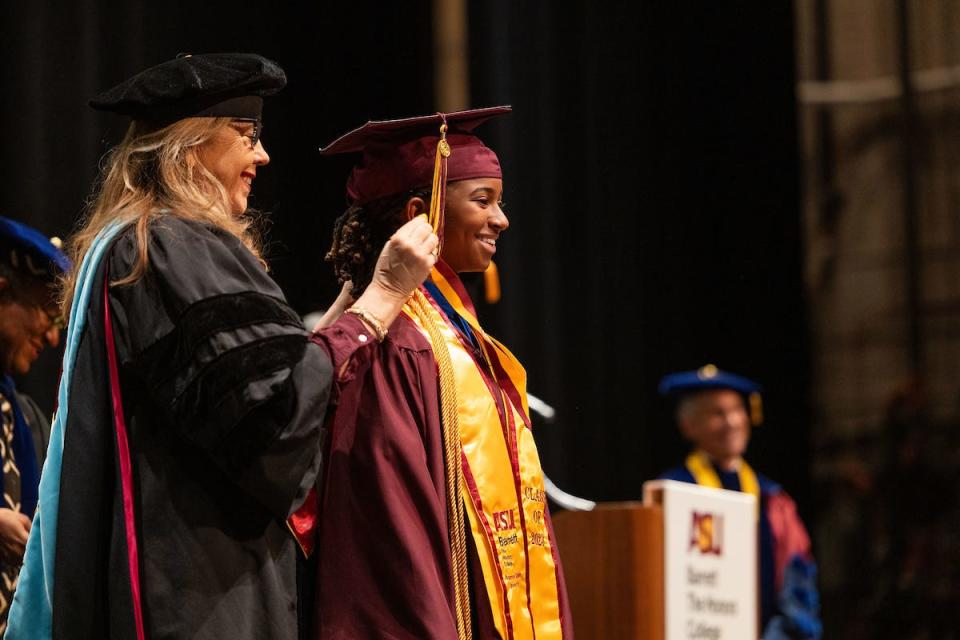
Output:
[60, 117, 263, 314]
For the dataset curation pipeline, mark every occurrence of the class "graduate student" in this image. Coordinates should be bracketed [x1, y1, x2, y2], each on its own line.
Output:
[305, 107, 572, 639]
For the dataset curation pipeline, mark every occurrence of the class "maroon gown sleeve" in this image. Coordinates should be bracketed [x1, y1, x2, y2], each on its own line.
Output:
[310, 314, 459, 639]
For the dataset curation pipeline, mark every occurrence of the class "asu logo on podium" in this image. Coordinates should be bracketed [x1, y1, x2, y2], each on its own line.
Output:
[688, 511, 724, 556]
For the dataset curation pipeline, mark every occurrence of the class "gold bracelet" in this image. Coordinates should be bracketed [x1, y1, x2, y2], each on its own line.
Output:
[344, 307, 388, 342]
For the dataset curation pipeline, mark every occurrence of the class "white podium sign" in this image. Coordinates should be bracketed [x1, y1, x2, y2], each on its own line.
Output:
[644, 480, 757, 640]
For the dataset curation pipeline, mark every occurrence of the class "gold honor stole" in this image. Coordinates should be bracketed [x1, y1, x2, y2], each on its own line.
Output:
[404, 265, 563, 640]
[685, 450, 760, 515]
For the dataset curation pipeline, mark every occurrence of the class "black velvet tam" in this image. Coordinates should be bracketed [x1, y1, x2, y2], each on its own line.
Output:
[90, 52, 286, 122]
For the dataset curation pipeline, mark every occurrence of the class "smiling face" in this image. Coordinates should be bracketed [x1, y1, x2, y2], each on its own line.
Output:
[440, 178, 508, 273]
[197, 119, 270, 215]
[0, 276, 60, 376]
[678, 389, 751, 469]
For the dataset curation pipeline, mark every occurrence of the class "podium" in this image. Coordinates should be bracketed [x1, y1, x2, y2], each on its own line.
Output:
[552, 502, 664, 639]
[552, 481, 757, 639]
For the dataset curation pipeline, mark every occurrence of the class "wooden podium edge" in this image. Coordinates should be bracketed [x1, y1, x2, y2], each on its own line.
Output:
[553, 502, 664, 639]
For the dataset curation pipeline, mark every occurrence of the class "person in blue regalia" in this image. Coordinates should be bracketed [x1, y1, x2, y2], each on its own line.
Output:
[657, 364, 822, 640]
[0, 217, 70, 634]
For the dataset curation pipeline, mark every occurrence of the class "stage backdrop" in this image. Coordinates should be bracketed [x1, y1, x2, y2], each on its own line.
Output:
[465, 1, 809, 509]
[0, 1, 809, 512]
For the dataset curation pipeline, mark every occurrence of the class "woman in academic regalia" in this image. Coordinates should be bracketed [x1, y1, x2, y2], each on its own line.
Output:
[7, 53, 437, 640]
[307, 107, 573, 639]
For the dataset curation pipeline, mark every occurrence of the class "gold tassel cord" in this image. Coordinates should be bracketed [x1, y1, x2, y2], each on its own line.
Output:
[428, 123, 450, 238]
[410, 118, 471, 639]
[408, 290, 473, 640]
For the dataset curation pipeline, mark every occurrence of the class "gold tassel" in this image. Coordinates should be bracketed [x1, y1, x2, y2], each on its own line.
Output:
[483, 260, 501, 304]
[749, 391, 764, 427]
[408, 290, 473, 640]
[427, 122, 451, 241]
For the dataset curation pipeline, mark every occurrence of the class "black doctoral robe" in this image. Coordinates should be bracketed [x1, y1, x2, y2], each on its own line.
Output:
[52, 216, 332, 639]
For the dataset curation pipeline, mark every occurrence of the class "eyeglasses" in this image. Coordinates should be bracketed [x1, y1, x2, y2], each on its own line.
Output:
[21, 301, 65, 332]
[15, 282, 66, 331]
[43, 309, 66, 331]
[231, 118, 263, 149]
[31, 298, 65, 331]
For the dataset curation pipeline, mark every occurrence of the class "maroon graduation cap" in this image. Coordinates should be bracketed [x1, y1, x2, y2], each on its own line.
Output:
[320, 106, 511, 206]
[321, 106, 511, 303]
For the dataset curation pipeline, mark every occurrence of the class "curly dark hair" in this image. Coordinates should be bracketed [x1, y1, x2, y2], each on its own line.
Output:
[325, 188, 431, 297]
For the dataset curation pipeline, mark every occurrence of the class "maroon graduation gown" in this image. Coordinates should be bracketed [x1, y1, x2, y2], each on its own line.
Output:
[311, 313, 573, 639]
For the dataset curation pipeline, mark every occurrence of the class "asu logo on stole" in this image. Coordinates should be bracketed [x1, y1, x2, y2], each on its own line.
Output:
[493, 509, 515, 532]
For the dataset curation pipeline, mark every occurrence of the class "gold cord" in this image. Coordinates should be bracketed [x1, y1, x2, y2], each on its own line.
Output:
[415, 117, 471, 638]
[408, 289, 472, 640]
[428, 123, 450, 239]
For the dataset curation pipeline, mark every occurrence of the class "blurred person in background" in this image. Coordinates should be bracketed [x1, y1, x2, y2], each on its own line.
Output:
[0, 217, 69, 634]
[657, 364, 821, 640]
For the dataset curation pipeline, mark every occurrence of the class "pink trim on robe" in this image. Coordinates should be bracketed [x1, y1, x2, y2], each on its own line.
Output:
[104, 277, 147, 640]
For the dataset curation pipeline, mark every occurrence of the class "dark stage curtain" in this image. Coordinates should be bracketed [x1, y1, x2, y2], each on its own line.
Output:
[466, 2, 811, 510]
[1, 1, 809, 513]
